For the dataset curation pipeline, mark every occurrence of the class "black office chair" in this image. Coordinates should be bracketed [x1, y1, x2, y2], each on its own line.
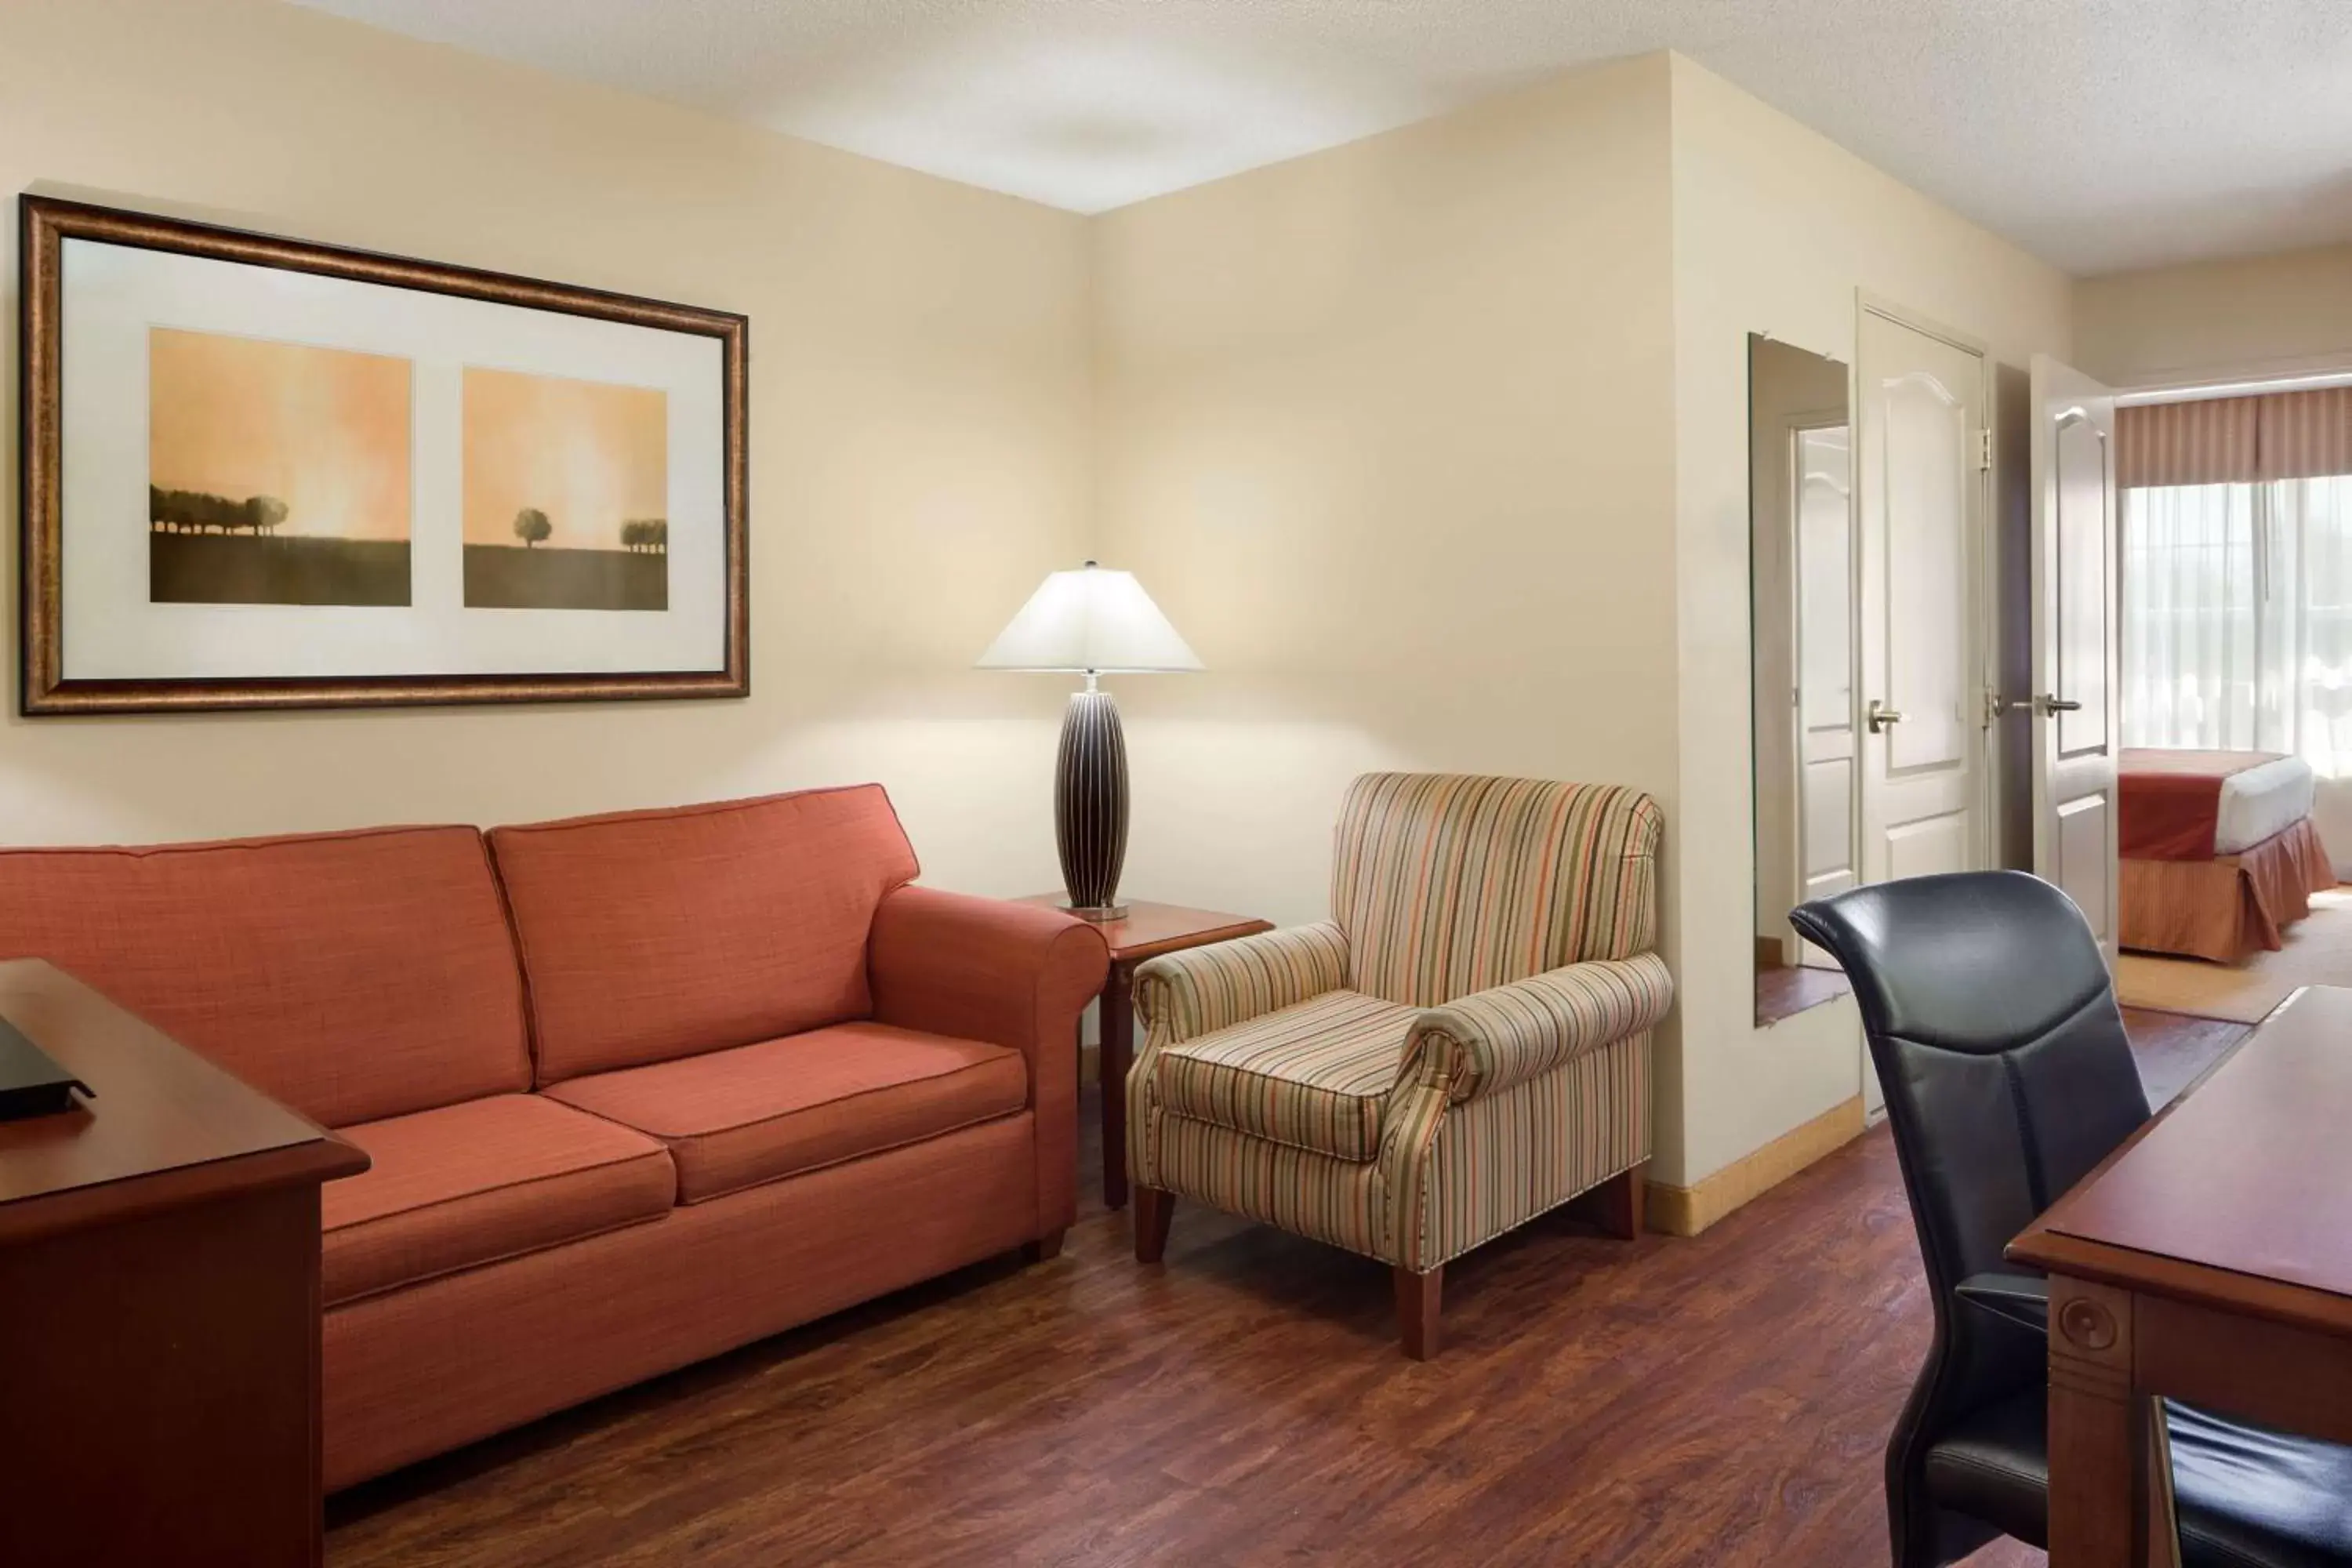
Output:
[1791, 870, 2352, 1568]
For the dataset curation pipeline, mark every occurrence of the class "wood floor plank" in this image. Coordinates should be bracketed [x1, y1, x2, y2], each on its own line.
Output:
[327, 1013, 2244, 1568]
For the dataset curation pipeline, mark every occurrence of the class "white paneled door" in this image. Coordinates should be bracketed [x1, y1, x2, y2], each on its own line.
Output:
[2027, 355, 2121, 960]
[1856, 303, 1991, 895]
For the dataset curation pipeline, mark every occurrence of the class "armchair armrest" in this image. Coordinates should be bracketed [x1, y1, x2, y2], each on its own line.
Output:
[1134, 921, 1348, 1046]
[1398, 952, 1673, 1102]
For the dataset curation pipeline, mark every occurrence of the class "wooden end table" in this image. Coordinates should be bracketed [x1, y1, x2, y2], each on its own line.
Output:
[1022, 898, 1272, 1210]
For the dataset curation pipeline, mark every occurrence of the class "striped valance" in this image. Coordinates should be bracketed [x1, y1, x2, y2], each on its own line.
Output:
[2116, 396, 2258, 487]
[2118, 385, 2352, 487]
[2256, 387, 2352, 481]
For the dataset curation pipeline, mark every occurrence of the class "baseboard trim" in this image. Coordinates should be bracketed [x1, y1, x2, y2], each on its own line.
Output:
[1645, 1094, 1866, 1237]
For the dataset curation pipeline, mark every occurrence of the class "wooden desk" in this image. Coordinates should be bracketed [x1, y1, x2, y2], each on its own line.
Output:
[0, 959, 368, 1568]
[1020, 898, 1272, 1210]
[2010, 984, 2352, 1568]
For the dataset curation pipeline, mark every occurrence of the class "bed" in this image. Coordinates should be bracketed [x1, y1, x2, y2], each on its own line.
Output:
[2119, 748, 2336, 963]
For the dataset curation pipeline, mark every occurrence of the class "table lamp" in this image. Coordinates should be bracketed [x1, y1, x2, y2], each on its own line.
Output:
[978, 561, 1202, 920]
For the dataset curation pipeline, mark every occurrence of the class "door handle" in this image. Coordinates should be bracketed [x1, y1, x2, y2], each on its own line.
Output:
[1993, 693, 2082, 717]
[1866, 699, 1905, 734]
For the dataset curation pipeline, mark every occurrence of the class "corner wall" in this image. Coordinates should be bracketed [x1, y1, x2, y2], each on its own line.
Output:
[0, 0, 1092, 893]
[1091, 49, 2078, 1218]
[1665, 55, 2073, 1196]
[1091, 56, 1681, 931]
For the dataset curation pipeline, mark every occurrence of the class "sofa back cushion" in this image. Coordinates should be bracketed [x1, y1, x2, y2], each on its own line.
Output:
[489, 786, 921, 1084]
[1330, 773, 1663, 1007]
[0, 826, 531, 1127]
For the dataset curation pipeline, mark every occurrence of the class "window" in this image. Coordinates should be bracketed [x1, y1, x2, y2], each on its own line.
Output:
[2119, 389, 2352, 774]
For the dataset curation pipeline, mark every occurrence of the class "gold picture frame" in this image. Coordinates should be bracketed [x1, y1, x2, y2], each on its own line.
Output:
[18, 195, 749, 713]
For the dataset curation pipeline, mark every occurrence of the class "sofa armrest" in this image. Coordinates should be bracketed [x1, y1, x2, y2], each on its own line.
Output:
[1397, 952, 1673, 1103]
[869, 885, 1109, 1083]
[868, 886, 1109, 1235]
[1133, 921, 1349, 1046]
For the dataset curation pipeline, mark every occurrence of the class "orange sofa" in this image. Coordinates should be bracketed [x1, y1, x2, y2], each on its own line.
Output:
[0, 785, 1106, 1488]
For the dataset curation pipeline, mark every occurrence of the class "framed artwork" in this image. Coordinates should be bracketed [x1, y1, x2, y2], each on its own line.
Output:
[17, 195, 747, 713]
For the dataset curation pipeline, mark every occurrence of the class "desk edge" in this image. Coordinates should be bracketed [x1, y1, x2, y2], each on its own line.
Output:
[0, 1131, 368, 1248]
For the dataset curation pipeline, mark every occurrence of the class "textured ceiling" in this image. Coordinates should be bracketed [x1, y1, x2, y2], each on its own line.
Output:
[288, 0, 2352, 274]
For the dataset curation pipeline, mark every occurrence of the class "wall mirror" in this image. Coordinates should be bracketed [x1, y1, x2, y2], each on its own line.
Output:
[1751, 335, 1856, 1022]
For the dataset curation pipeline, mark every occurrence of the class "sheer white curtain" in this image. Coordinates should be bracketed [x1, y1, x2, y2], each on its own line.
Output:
[2121, 483, 2261, 751]
[2278, 474, 2352, 775]
[2122, 474, 2352, 775]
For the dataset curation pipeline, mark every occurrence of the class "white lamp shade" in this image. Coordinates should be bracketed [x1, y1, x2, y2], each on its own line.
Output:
[976, 562, 1203, 673]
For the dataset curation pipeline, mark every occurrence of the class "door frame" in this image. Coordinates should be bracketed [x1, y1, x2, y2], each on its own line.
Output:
[1854, 291, 1998, 879]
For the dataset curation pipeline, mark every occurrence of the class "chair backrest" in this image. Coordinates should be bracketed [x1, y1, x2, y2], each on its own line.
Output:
[1330, 773, 1661, 1007]
[1790, 870, 2147, 1296]
[1793, 870, 2150, 1568]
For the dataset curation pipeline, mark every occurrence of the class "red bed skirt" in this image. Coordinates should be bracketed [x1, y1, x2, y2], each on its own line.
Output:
[2119, 815, 2336, 964]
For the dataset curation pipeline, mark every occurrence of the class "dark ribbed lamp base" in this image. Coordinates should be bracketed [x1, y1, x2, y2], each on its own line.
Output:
[1055, 686, 1129, 924]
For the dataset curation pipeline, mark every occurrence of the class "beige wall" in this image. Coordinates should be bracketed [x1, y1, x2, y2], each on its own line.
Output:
[1667, 56, 2073, 1186]
[1091, 55, 1679, 932]
[0, 0, 1092, 894]
[2075, 243, 2352, 389]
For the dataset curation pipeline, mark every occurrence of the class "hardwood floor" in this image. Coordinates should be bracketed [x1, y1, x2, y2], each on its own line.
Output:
[325, 1008, 2241, 1568]
[1755, 960, 1853, 1027]
[2122, 1006, 2252, 1108]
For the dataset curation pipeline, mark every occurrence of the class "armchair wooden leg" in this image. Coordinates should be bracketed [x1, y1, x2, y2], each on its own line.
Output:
[1020, 1228, 1066, 1264]
[1134, 1187, 1174, 1264]
[1569, 1160, 1647, 1240]
[1396, 1265, 1443, 1361]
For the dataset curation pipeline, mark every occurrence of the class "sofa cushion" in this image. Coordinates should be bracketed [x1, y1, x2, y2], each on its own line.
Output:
[490, 786, 921, 1084]
[1152, 990, 1414, 1162]
[543, 1022, 1029, 1203]
[323, 1094, 676, 1306]
[0, 826, 530, 1127]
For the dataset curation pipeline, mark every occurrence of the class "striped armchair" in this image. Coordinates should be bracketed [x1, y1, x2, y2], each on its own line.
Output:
[1128, 773, 1672, 1359]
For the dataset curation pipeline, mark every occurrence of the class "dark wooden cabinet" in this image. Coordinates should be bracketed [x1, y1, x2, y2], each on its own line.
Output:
[0, 960, 366, 1568]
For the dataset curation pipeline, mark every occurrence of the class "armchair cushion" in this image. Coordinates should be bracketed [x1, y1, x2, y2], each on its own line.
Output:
[1134, 921, 1348, 1045]
[1399, 953, 1675, 1102]
[1152, 989, 1414, 1161]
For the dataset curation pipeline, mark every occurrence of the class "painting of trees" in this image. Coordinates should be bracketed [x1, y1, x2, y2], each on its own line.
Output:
[148, 485, 292, 538]
[147, 484, 406, 607]
[513, 507, 553, 549]
[245, 495, 289, 537]
[619, 518, 669, 554]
